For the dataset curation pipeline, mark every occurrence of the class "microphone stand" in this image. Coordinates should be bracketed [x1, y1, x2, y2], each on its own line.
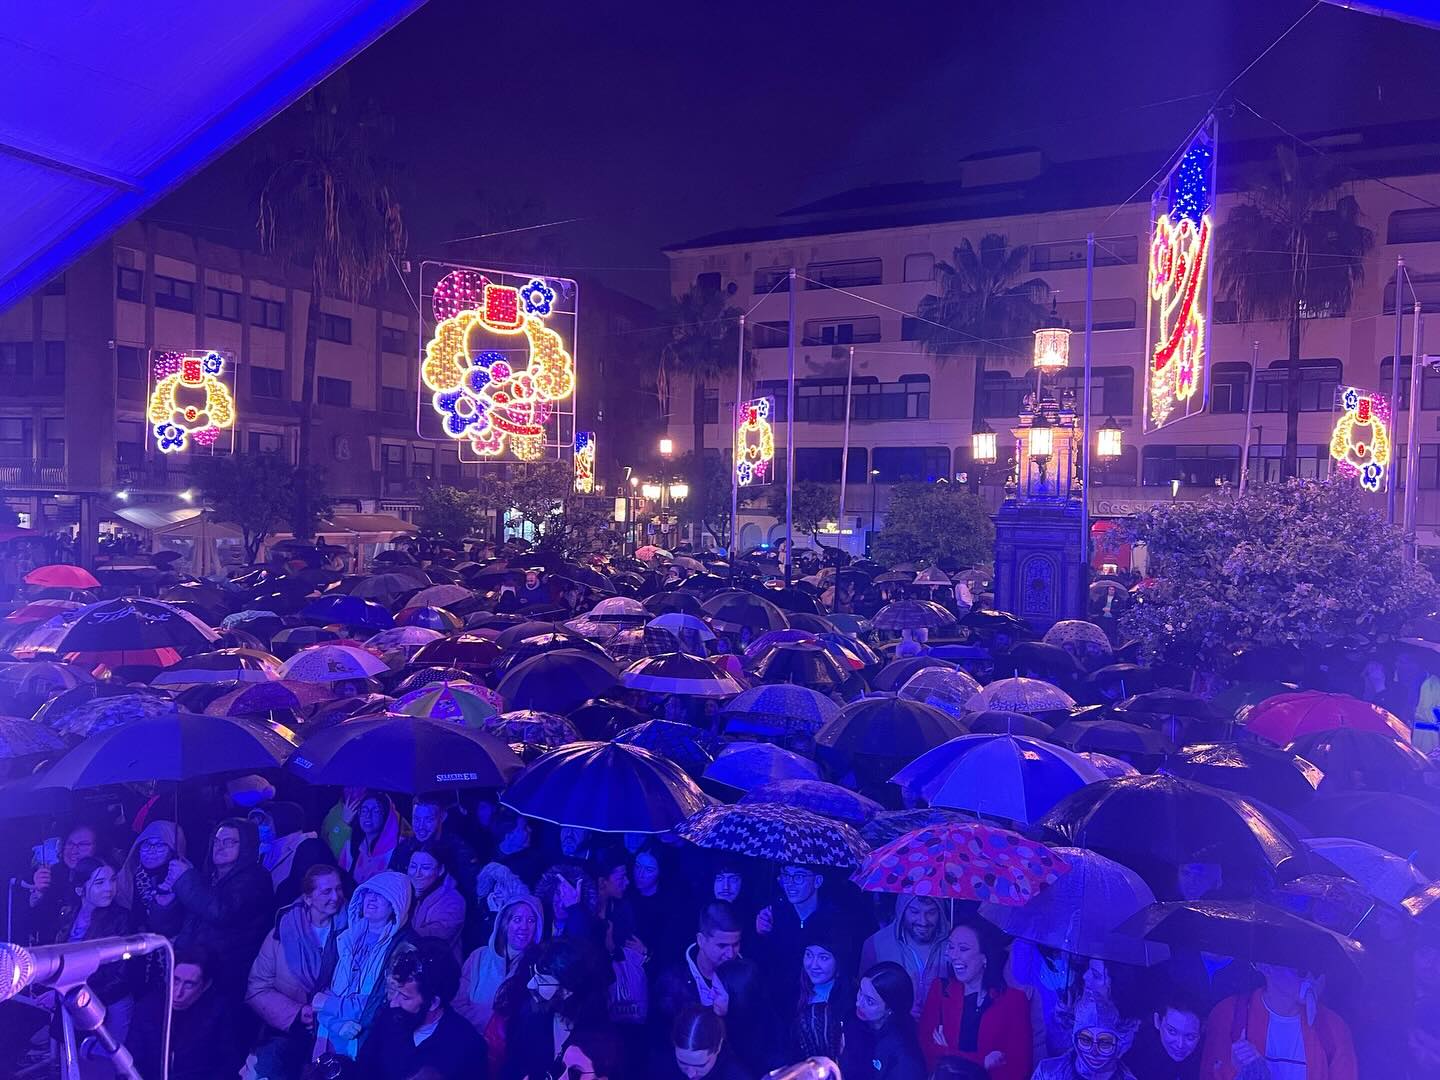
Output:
[59, 983, 143, 1080]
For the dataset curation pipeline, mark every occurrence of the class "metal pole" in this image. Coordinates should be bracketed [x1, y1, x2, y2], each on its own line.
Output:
[730, 313, 744, 579]
[784, 268, 797, 584]
[837, 345, 855, 547]
[1388, 256, 1405, 523]
[1405, 302, 1425, 561]
[1079, 234, 1094, 601]
[1238, 341, 1259, 495]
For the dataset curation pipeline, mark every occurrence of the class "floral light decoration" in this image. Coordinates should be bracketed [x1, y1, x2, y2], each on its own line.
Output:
[148, 350, 235, 454]
[1330, 386, 1391, 493]
[421, 271, 575, 461]
[735, 396, 775, 487]
[574, 431, 596, 494]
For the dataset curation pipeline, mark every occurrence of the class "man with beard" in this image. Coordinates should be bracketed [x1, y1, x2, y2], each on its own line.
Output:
[860, 895, 951, 1013]
[355, 938, 487, 1079]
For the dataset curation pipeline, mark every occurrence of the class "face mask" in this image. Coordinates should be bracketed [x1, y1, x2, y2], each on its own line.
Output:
[256, 823, 276, 855]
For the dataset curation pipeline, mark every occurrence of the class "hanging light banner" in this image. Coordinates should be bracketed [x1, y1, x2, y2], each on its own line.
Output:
[1330, 386, 1391, 492]
[1144, 115, 1217, 433]
[574, 431, 596, 493]
[735, 396, 776, 487]
[147, 349, 237, 455]
[418, 262, 578, 463]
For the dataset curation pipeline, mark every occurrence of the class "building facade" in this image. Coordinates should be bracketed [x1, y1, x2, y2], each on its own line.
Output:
[662, 121, 1440, 554]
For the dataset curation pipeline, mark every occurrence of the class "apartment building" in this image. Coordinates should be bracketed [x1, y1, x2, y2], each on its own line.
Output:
[663, 120, 1440, 553]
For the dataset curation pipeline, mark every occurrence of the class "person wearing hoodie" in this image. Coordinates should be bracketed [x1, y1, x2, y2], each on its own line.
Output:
[119, 818, 187, 993]
[408, 842, 467, 960]
[172, 816, 275, 1000]
[455, 890, 545, 1032]
[860, 895, 951, 1016]
[250, 801, 333, 908]
[311, 868, 414, 1060]
[340, 791, 406, 885]
[789, 910, 855, 1064]
[245, 864, 348, 1080]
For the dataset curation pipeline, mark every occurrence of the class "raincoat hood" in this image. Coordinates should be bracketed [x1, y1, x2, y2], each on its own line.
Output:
[118, 819, 186, 909]
[349, 869, 414, 930]
[488, 891, 545, 954]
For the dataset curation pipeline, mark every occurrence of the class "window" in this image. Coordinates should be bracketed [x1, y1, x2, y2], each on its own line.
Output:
[753, 267, 790, 294]
[1141, 444, 1241, 487]
[251, 366, 283, 399]
[116, 345, 144, 381]
[116, 267, 143, 302]
[0, 342, 34, 377]
[205, 286, 241, 321]
[1380, 357, 1440, 411]
[1387, 208, 1440, 245]
[116, 421, 144, 466]
[1214, 299, 1240, 324]
[852, 375, 930, 420]
[248, 431, 284, 455]
[1247, 444, 1332, 484]
[1252, 360, 1342, 413]
[316, 376, 351, 407]
[751, 321, 788, 349]
[694, 272, 723, 292]
[903, 253, 935, 282]
[792, 380, 847, 422]
[702, 387, 719, 425]
[154, 275, 195, 312]
[806, 258, 883, 289]
[900, 316, 923, 341]
[319, 313, 352, 344]
[1029, 235, 1138, 271]
[872, 446, 950, 482]
[250, 296, 285, 330]
[1384, 273, 1440, 315]
[1055, 297, 1137, 331]
[1055, 367, 1133, 415]
[1210, 362, 1250, 414]
[40, 419, 64, 465]
[794, 447, 869, 483]
[1091, 445, 1138, 487]
[801, 316, 881, 346]
[1396, 444, 1440, 490]
[380, 325, 409, 354]
[411, 446, 435, 479]
[381, 386, 409, 413]
[43, 341, 64, 379]
[0, 418, 31, 460]
[381, 444, 406, 481]
[978, 372, 1029, 418]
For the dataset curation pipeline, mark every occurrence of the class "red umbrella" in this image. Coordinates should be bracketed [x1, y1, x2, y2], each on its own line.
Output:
[852, 821, 1070, 905]
[3, 599, 84, 623]
[24, 564, 101, 589]
[1244, 691, 1409, 745]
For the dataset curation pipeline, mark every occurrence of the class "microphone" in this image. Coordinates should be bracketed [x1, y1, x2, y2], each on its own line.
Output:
[764, 1058, 842, 1080]
[0, 935, 171, 1000]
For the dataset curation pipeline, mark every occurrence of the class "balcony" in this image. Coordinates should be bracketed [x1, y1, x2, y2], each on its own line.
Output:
[0, 459, 66, 488]
[115, 460, 189, 491]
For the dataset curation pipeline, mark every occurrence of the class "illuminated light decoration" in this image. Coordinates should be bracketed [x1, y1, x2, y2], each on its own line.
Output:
[1145, 123, 1216, 432]
[148, 350, 235, 454]
[421, 270, 576, 461]
[735, 396, 776, 487]
[1032, 326, 1070, 371]
[574, 431, 596, 494]
[1096, 416, 1124, 460]
[1330, 386, 1392, 493]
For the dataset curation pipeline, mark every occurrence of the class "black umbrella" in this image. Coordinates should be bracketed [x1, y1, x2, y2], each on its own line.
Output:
[1118, 900, 1362, 978]
[569, 697, 649, 740]
[1050, 718, 1176, 760]
[502, 741, 709, 833]
[495, 621, 575, 649]
[496, 650, 620, 713]
[994, 641, 1081, 683]
[496, 633, 611, 679]
[289, 714, 520, 792]
[643, 592, 706, 617]
[1117, 688, 1223, 721]
[958, 609, 1031, 636]
[967, 709, 1055, 738]
[816, 695, 968, 770]
[1077, 663, 1154, 704]
[754, 586, 822, 615]
[751, 643, 848, 691]
[1164, 742, 1324, 811]
[787, 613, 837, 635]
[1302, 791, 1440, 876]
[44, 598, 217, 653]
[702, 590, 789, 634]
[871, 656, 954, 692]
[556, 564, 613, 591]
[620, 653, 743, 697]
[1286, 728, 1435, 795]
[410, 634, 502, 672]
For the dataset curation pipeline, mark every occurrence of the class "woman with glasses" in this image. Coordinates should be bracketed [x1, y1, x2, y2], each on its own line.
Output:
[118, 819, 187, 946]
[1031, 993, 1140, 1080]
[172, 816, 275, 1000]
[489, 936, 609, 1080]
[21, 819, 106, 943]
[918, 917, 1032, 1079]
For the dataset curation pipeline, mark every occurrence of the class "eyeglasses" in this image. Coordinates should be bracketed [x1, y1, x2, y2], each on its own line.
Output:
[139, 839, 170, 851]
[565, 1068, 596, 1080]
[1076, 1031, 1119, 1056]
[778, 869, 814, 884]
[213, 837, 241, 849]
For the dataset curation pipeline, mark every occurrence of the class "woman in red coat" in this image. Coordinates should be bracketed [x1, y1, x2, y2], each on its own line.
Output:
[918, 916, 1032, 1080]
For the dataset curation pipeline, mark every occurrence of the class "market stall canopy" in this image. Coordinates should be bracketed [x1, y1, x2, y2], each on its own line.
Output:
[0, 0, 428, 311]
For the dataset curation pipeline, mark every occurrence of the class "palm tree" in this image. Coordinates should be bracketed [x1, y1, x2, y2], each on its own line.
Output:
[257, 82, 406, 536]
[658, 285, 747, 544]
[914, 235, 1050, 429]
[1217, 143, 1373, 479]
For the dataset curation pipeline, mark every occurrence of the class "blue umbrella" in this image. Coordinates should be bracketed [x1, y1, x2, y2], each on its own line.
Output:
[742, 778, 881, 825]
[496, 650, 620, 713]
[704, 742, 820, 792]
[613, 719, 713, 776]
[719, 684, 841, 737]
[502, 741, 709, 833]
[676, 802, 869, 869]
[892, 733, 1104, 824]
[48, 691, 179, 739]
[871, 656, 954, 692]
[301, 595, 394, 631]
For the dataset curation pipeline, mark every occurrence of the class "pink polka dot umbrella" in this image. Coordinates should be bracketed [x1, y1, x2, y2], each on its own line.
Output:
[851, 821, 1070, 905]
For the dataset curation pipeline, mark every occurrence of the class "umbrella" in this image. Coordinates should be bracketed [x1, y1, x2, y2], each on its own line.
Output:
[0, 717, 66, 760]
[743, 628, 818, 663]
[497, 633, 610, 674]
[48, 691, 178, 738]
[872, 600, 956, 633]
[1050, 718, 1177, 760]
[1306, 836, 1431, 906]
[495, 621, 575, 649]
[742, 778, 882, 825]
[588, 596, 650, 624]
[391, 684, 500, 728]
[967, 709, 1055, 738]
[622, 653, 743, 697]
[1302, 792, 1440, 875]
[702, 590, 789, 634]
[149, 648, 280, 688]
[365, 627, 444, 652]
[301, 595, 394, 630]
[1244, 691, 1410, 745]
[853, 822, 1069, 904]
[503, 741, 707, 832]
[1041, 619, 1113, 664]
[911, 567, 951, 587]
[817, 633, 876, 673]
[395, 665, 480, 694]
[24, 564, 101, 589]
[1211, 679, 1301, 719]
[340, 572, 425, 600]
[1270, 873, 1410, 946]
[1040, 774, 1309, 881]
[704, 743, 821, 791]
[220, 609, 285, 639]
[1116, 688, 1223, 722]
[958, 609, 1030, 636]
[994, 642, 1082, 683]
[3, 599, 85, 624]
[612, 719, 712, 776]
[861, 807, 977, 847]
[410, 634, 502, 672]
[0, 660, 94, 704]
[1077, 751, 1139, 779]
[893, 734, 1104, 824]
[816, 696, 967, 769]
[787, 613, 837, 635]
[635, 545, 671, 562]
[719, 684, 842, 737]
[1119, 900, 1362, 977]
[750, 643, 847, 690]
[981, 847, 1167, 965]
[896, 667, 983, 718]
[204, 680, 332, 717]
[966, 678, 1075, 715]
[872, 656, 954, 692]
[605, 626, 683, 663]
[1079, 664, 1155, 703]
[496, 651, 620, 713]
[647, 611, 716, 647]
[1286, 728, 1434, 794]
[484, 710, 581, 747]
[677, 802, 869, 869]
[406, 584, 473, 609]
[40, 711, 294, 787]
[395, 606, 465, 633]
[826, 614, 873, 638]
[1164, 742, 1324, 811]
[41, 597, 217, 654]
[290, 714, 521, 792]
[643, 593, 707, 617]
[270, 625, 341, 658]
[278, 644, 388, 683]
[569, 697, 648, 740]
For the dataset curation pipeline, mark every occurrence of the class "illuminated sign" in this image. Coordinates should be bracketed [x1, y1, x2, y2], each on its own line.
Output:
[1330, 386, 1391, 492]
[148, 350, 236, 454]
[1145, 118, 1216, 432]
[735, 396, 775, 487]
[574, 431, 596, 493]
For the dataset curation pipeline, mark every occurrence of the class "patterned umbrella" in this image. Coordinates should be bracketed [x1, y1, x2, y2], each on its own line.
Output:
[279, 644, 389, 683]
[1244, 691, 1410, 745]
[852, 822, 1070, 905]
[872, 600, 957, 633]
[394, 606, 464, 632]
[503, 741, 707, 833]
[622, 653, 743, 697]
[588, 596, 650, 623]
[966, 678, 1076, 715]
[204, 680, 332, 717]
[394, 666, 475, 695]
[391, 684, 500, 728]
[677, 802, 870, 869]
[365, 627, 444, 652]
[605, 626, 682, 664]
[743, 778, 882, 825]
[704, 743, 820, 791]
[406, 584, 473, 609]
[980, 847, 1167, 965]
[301, 595, 394, 631]
[49, 692, 179, 738]
[871, 656, 953, 692]
[39, 597, 217, 654]
[484, 709, 581, 747]
[612, 719, 713, 776]
[861, 807, 977, 847]
[896, 667, 983, 718]
[719, 684, 841, 737]
[0, 717, 66, 760]
[1042, 619, 1114, 665]
[149, 648, 280, 687]
[41, 711, 295, 786]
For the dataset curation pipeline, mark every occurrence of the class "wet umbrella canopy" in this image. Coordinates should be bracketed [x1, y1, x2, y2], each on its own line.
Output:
[503, 741, 708, 833]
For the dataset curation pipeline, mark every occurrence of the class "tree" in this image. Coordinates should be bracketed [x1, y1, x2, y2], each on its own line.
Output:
[257, 79, 406, 537]
[677, 451, 749, 549]
[659, 285, 747, 542]
[475, 461, 608, 558]
[190, 453, 330, 563]
[872, 483, 994, 567]
[415, 485, 482, 543]
[769, 481, 837, 544]
[1217, 144, 1373, 479]
[1120, 480, 1436, 674]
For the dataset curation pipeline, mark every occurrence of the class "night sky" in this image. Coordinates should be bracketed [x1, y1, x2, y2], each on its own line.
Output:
[153, 0, 1440, 302]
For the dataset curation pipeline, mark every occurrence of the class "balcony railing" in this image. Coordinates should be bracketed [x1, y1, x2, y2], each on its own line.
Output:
[114, 460, 189, 490]
[0, 459, 66, 487]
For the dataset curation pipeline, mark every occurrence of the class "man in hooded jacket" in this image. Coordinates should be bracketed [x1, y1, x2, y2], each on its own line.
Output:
[860, 894, 952, 1014]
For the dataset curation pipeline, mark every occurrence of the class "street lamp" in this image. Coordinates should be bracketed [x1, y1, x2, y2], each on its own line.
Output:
[1032, 296, 1071, 373]
[869, 468, 881, 542]
[1096, 416, 1123, 461]
[971, 421, 998, 466]
[659, 437, 674, 457]
[1028, 415, 1054, 460]
[641, 482, 662, 500]
[669, 482, 689, 501]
